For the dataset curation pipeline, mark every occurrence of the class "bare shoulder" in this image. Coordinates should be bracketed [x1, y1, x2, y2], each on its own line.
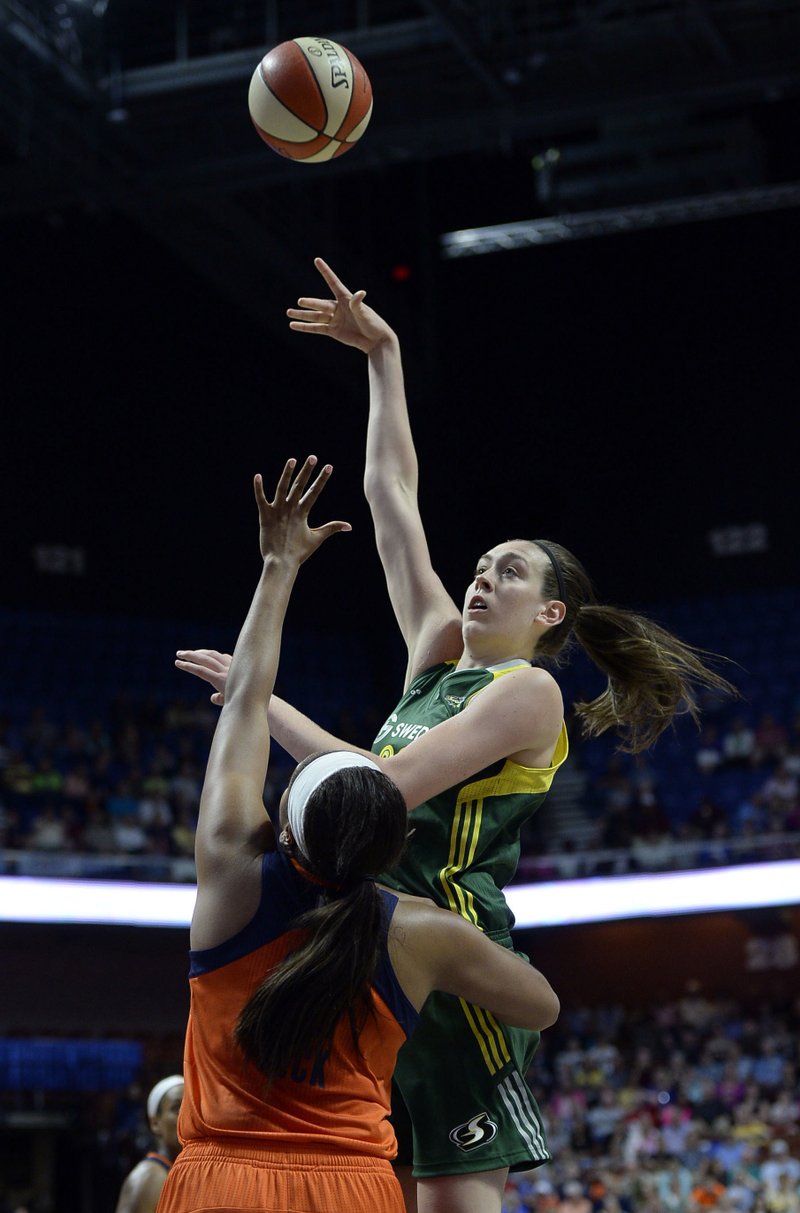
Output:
[387, 891, 465, 941]
[114, 1158, 169, 1213]
[465, 662, 563, 707]
[469, 663, 564, 764]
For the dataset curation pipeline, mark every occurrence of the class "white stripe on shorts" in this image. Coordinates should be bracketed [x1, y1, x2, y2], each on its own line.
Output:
[497, 1070, 548, 1160]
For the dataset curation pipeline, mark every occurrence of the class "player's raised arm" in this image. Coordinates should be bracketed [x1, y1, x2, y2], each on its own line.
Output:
[289, 258, 463, 686]
[191, 458, 350, 951]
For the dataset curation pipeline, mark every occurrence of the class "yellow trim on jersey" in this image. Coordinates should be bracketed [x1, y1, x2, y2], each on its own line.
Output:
[439, 718, 568, 1074]
[439, 798, 483, 925]
[459, 720, 569, 801]
[458, 997, 511, 1076]
[437, 722, 568, 917]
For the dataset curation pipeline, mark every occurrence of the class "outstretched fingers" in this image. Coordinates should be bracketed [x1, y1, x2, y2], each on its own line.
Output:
[313, 256, 352, 298]
[285, 455, 319, 503]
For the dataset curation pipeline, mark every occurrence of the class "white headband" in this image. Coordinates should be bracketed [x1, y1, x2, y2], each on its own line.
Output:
[287, 751, 381, 858]
[147, 1075, 184, 1121]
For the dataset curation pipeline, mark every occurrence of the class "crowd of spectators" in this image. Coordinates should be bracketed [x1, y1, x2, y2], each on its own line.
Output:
[4, 989, 798, 1212]
[519, 695, 800, 882]
[502, 989, 800, 1213]
[1, 676, 799, 882]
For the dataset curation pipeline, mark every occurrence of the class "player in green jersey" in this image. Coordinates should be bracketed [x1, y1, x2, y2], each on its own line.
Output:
[176, 259, 735, 1213]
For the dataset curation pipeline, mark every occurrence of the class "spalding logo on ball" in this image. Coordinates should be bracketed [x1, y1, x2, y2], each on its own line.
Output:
[248, 36, 373, 162]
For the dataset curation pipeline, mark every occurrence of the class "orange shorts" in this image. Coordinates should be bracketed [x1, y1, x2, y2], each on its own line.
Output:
[156, 1140, 405, 1213]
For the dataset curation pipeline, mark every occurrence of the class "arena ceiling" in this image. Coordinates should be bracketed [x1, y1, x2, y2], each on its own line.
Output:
[1, 0, 799, 328]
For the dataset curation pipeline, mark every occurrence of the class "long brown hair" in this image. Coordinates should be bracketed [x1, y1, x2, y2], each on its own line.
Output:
[234, 764, 407, 1083]
[530, 539, 737, 752]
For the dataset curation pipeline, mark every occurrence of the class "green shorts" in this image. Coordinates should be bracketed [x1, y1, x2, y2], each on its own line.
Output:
[390, 983, 551, 1179]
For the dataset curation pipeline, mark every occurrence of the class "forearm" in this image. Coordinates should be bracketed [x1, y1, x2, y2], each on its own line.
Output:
[268, 695, 374, 763]
[364, 335, 419, 497]
[226, 556, 298, 706]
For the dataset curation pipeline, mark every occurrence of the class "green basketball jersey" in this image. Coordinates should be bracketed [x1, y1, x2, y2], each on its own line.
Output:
[373, 660, 568, 940]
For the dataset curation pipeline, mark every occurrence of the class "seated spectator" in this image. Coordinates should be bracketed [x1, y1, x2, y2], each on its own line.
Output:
[63, 761, 92, 802]
[697, 822, 735, 868]
[555, 838, 591, 879]
[752, 713, 788, 768]
[729, 1100, 772, 1148]
[760, 1141, 800, 1196]
[721, 718, 756, 770]
[83, 803, 116, 854]
[597, 754, 636, 812]
[170, 806, 197, 860]
[763, 1173, 800, 1213]
[170, 759, 201, 810]
[751, 1041, 790, 1093]
[781, 739, 800, 779]
[658, 1104, 696, 1156]
[621, 1108, 663, 1167]
[692, 1079, 730, 1127]
[0, 804, 24, 849]
[732, 796, 767, 837]
[558, 1180, 592, 1213]
[630, 753, 660, 799]
[655, 1157, 694, 1210]
[107, 779, 141, 821]
[716, 1061, 747, 1109]
[688, 797, 729, 841]
[631, 825, 675, 873]
[138, 789, 172, 831]
[26, 804, 71, 851]
[726, 1168, 761, 1212]
[587, 1036, 622, 1083]
[141, 755, 172, 799]
[758, 764, 798, 819]
[766, 1088, 799, 1132]
[586, 1087, 625, 1150]
[696, 726, 724, 777]
[30, 755, 64, 800]
[111, 813, 148, 854]
[599, 802, 636, 851]
[690, 1171, 728, 1209]
[2, 750, 34, 801]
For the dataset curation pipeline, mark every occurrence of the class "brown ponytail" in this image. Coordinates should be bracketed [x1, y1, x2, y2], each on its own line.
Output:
[235, 765, 407, 1084]
[529, 539, 737, 753]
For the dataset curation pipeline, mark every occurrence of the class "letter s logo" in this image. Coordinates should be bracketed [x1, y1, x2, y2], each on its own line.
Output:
[449, 1111, 498, 1151]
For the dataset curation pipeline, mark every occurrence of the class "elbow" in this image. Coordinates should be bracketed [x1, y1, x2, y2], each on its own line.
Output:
[363, 472, 391, 506]
[540, 989, 560, 1031]
[363, 470, 412, 508]
[529, 986, 560, 1033]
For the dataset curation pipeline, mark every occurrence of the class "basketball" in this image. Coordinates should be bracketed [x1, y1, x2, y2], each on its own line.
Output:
[248, 36, 373, 163]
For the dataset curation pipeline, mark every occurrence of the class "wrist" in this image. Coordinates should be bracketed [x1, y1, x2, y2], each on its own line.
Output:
[367, 334, 401, 370]
[260, 552, 301, 576]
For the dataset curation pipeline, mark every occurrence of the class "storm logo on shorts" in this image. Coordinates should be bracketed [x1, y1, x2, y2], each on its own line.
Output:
[449, 1111, 498, 1151]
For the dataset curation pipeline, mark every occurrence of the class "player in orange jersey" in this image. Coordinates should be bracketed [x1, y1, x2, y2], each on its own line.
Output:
[160, 457, 559, 1213]
[113, 1075, 183, 1213]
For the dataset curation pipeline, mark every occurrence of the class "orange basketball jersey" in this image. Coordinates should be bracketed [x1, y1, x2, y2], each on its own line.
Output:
[179, 851, 418, 1159]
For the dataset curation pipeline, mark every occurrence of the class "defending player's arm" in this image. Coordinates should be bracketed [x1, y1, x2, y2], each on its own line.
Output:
[191, 459, 350, 951]
[288, 258, 463, 686]
[393, 901, 560, 1031]
[177, 654, 562, 813]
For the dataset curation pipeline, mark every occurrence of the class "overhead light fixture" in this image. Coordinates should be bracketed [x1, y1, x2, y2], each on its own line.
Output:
[441, 182, 800, 257]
